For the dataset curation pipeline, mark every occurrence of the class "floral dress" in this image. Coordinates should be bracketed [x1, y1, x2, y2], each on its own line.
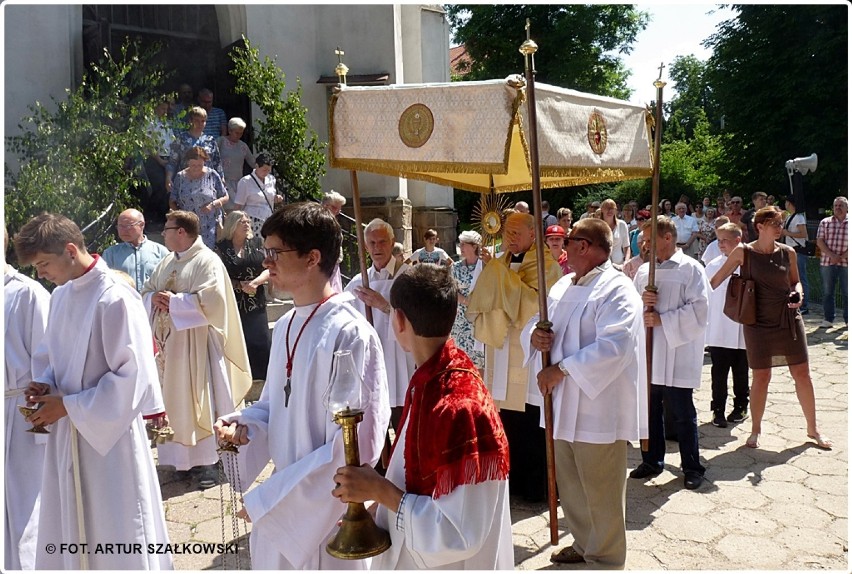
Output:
[451, 259, 484, 369]
[170, 168, 227, 248]
[697, 216, 716, 258]
[214, 237, 271, 380]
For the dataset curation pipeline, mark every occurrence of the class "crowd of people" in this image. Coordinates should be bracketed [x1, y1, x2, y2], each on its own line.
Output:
[4, 183, 845, 570]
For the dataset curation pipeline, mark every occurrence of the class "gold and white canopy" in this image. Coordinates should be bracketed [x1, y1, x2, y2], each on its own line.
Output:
[329, 77, 654, 193]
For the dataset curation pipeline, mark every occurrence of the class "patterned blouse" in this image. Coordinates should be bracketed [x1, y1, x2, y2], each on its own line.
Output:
[451, 259, 484, 369]
[214, 237, 267, 315]
[170, 168, 227, 248]
[166, 131, 223, 179]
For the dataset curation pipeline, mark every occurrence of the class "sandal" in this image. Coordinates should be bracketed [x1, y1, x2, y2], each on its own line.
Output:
[550, 546, 585, 564]
[808, 434, 833, 450]
[746, 433, 760, 448]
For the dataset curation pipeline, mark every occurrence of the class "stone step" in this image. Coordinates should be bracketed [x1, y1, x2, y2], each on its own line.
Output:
[266, 298, 293, 325]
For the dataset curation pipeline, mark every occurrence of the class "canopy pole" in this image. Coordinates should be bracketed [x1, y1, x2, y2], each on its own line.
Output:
[349, 170, 373, 326]
[521, 20, 559, 548]
[643, 66, 666, 452]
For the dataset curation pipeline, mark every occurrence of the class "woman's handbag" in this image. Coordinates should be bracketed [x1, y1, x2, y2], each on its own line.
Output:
[723, 245, 757, 325]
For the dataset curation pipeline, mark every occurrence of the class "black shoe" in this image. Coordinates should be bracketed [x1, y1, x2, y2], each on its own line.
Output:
[712, 411, 728, 428]
[726, 407, 748, 423]
[684, 472, 703, 490]
[195, 464, 220, 489]
[629, 462, 663, 479]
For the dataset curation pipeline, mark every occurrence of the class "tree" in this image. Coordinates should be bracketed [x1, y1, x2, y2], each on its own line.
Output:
[664, 55, 721, 142]
[704, 5, 847, 208]
[5, 40, 167, 258]
[446, 5, 649, 99]
[229, 37, 326, 202]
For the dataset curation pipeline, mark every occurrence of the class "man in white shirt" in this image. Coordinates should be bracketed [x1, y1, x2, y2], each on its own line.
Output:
[704, 223, 749, 427]
[524, 218, 647, 568]
[345, 218, 415, 429]
[16, 213, 172, 569]
[215, 202, 390, 569]
[631, 216, 709, 490]
[672, 202, 700, 258]
[780, 195, 811, 314]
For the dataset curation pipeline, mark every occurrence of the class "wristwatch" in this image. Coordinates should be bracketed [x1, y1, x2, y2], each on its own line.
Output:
[557, 361, 570, 377]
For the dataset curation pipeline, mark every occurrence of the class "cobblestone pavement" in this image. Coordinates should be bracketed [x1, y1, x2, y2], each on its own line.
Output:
[156, 312, 847, 570]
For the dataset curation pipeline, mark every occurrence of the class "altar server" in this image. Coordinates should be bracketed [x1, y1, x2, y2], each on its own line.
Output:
[333, 264, 513, 569]
[4, 233, 49, 570]
[16, 213, 172, 569]
[215, 202, 390, 569]
[630, 216, 709, 490]
[523, 218, 647, 568]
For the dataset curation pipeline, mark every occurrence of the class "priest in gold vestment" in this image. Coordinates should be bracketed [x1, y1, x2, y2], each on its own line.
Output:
[467, 212, 561, 501]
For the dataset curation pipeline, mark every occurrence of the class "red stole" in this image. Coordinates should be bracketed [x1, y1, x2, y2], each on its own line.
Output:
[394, 340, 509, 499]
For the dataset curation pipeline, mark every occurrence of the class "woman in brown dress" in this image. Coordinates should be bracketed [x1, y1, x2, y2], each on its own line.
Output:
[710, 206, 831, 450]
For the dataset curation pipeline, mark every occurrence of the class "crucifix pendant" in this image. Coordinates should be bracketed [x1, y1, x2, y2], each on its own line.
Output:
[284, 377, 292, 407]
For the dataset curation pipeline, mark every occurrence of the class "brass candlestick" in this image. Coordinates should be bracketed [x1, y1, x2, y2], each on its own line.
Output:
[325, 350, 390, 559]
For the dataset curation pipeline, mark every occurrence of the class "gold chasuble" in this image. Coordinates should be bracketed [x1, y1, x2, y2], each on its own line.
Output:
[466, 248, 561, 411]
[144, 238, 252, 445]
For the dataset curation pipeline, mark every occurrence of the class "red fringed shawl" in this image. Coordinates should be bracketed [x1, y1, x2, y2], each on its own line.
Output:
[394, 340, 510, 499]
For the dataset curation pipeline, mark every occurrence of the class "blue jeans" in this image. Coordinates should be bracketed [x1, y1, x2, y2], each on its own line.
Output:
[820, 264, 848, 324]
[642, 385, 705, 476]
[797, 253, 810, 310]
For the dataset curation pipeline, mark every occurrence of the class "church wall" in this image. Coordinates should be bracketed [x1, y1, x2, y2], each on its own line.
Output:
[3, 4, 80, 169]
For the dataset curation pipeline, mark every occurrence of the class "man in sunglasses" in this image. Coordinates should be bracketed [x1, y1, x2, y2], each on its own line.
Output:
[141, 210, 252, 490]
[523, 218, 647, 568]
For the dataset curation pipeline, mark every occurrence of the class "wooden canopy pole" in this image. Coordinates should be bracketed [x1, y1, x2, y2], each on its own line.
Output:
[520, 19, 559, 548]
[643, 65, 666, 452]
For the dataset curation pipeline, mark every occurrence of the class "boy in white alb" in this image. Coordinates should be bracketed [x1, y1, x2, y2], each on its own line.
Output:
[215, 202, 390, 569]
[16, 213, 172, 570]
[333, 264, 512, 569]
[704, 223, 749, 427]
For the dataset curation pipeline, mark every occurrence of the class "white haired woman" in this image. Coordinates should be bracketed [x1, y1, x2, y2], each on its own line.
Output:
[214, 210, 271, 381]
[321, 190, 347, 216]
[234, 152, 283, 236]
[218, 117, 256, 211]
[451, 230, 485, 370]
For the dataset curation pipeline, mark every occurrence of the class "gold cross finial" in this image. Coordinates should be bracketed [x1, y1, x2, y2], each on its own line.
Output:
[525, 18, 531, 40]
[656, 62, 665, 81]
[335, 47, 345, 64]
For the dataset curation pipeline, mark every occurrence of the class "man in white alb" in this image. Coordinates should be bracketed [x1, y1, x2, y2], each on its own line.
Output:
[523, 218, 647, 568]
[344, 218, 415, 428]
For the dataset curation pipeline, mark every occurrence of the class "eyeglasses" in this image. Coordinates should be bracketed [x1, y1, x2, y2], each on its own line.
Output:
[761, 220, 783, 228]
[162, 226, 181, 232]
[565, 236, 592, 245]
[729, 200, 742, 204]
[263, 247, 299, 261]
[117, 222, 143, 229]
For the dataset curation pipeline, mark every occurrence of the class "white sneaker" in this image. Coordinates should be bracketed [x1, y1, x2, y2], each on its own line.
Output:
[818, 320, 833, 328]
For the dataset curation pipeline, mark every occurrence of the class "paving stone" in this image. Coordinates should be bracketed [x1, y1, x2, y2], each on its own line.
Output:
[705, 506, 778, 536]
[649, 537, 715, 569]
[716, 533, 789, 567]
[774, 524, 846, 556]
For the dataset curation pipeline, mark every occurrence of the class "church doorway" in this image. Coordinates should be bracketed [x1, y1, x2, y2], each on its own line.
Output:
[81, 5, 252, 146]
